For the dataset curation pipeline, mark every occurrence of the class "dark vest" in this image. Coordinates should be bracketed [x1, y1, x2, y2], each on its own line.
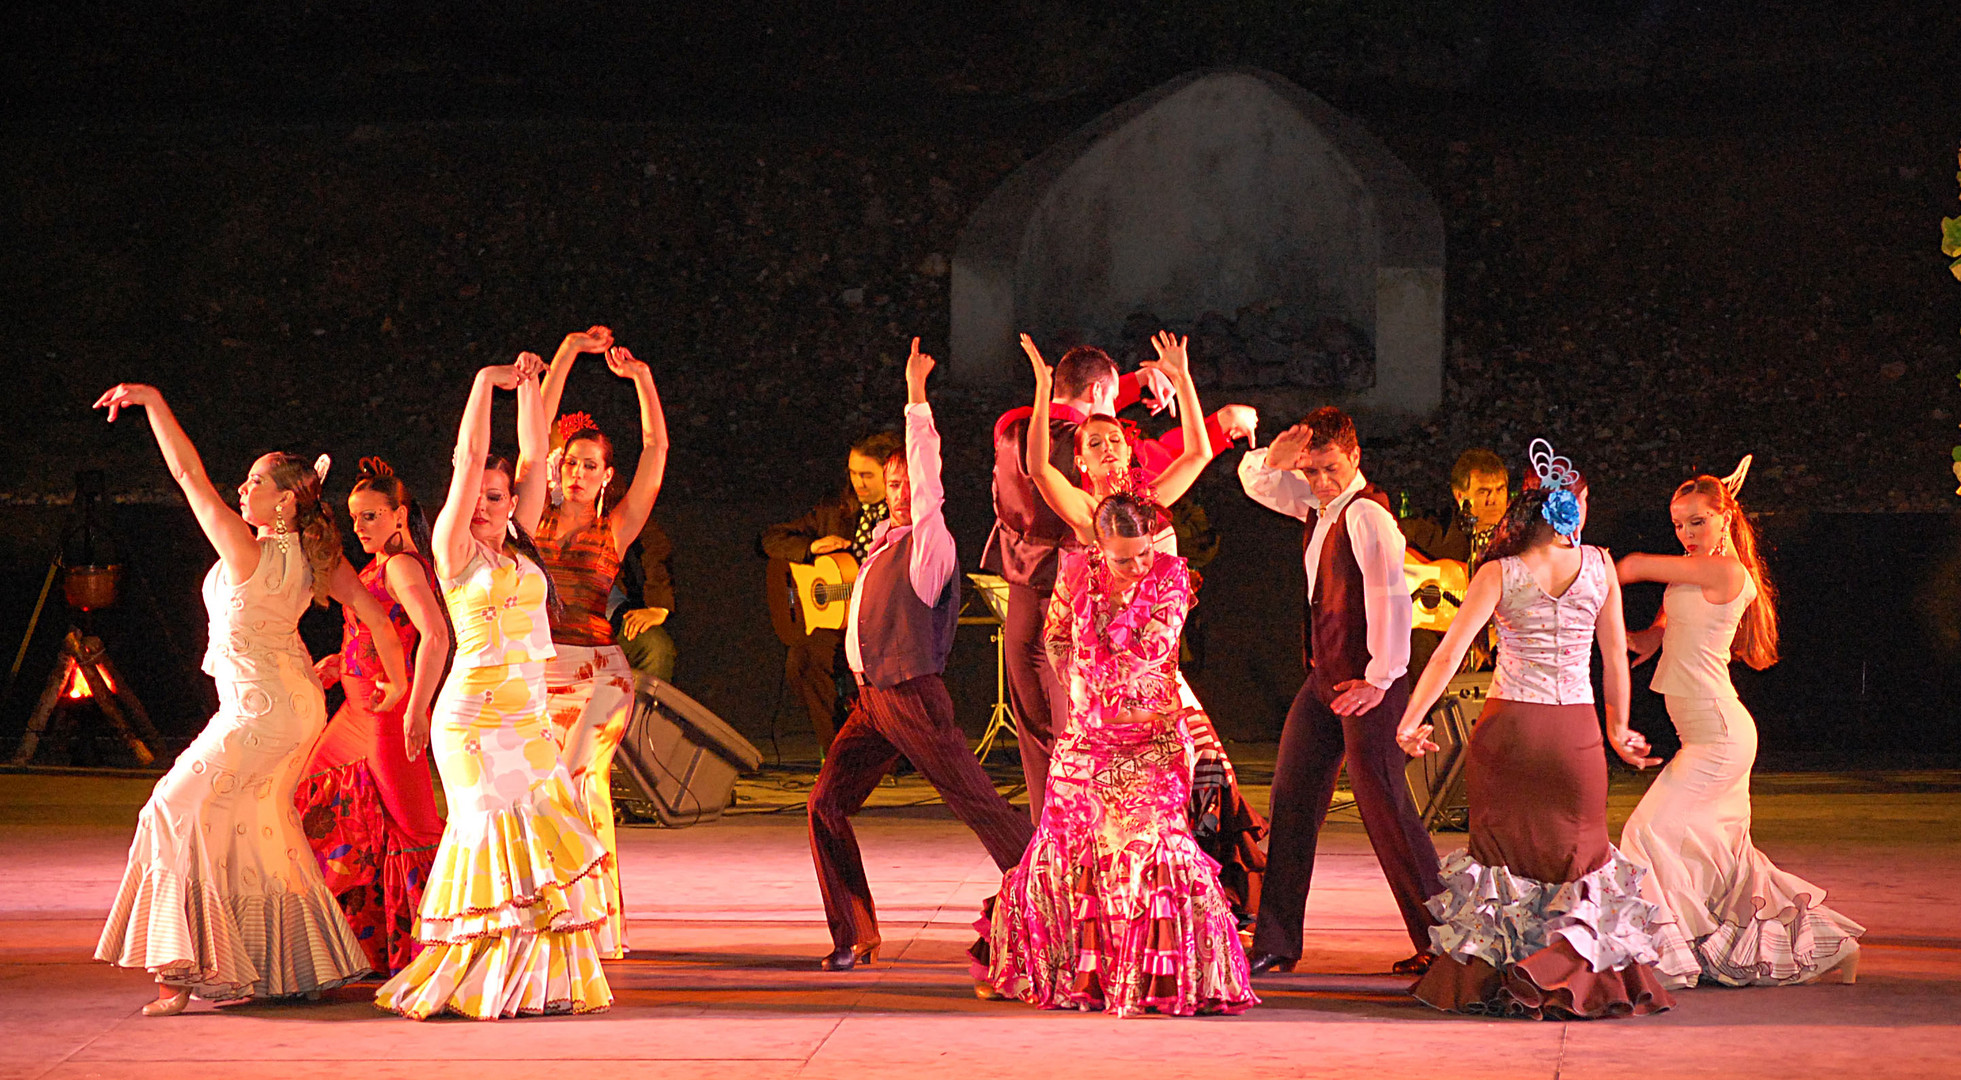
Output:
[1303, 483, 1392, 689]
[855, 530, 960, 689]
[980, 412, 1085, 592]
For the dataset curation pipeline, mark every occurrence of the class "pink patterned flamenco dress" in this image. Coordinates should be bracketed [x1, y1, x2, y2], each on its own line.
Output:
[295, 552, 446, 976]
[981, 550, 1257, 1017]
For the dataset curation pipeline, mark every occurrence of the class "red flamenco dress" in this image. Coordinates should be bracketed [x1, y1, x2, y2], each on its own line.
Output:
[295, 552, 446, 975]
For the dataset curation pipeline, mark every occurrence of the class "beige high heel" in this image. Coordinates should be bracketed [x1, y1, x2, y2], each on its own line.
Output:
[142, 984, 190, 1017]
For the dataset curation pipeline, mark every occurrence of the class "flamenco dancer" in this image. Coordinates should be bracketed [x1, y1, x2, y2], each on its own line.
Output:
[980, 491, 1259, 1017]
[983, 341, 1255, 823]
[296, 458, 452, 976]
[91, 384, 406, 1015]
[529, 325, 669, 959]
[377, 356, 614, 1019]
[1617, 458, 1863, 986]
[1019, 332, 1266, 922]
[1396, 439, 1676, 1018]
[806, 338, 1035, 971]
[1238, 408, 1443, 977]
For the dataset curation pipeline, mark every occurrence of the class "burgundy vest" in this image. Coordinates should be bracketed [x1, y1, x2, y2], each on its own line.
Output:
[855, 530, 960, 689]
[1303, 483, 1392, 689]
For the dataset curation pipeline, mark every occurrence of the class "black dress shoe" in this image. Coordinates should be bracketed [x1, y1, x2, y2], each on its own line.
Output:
[1246, 952, 1297, 976]
[819, 945, 877, 971]
[1391, 951, 1437, 977]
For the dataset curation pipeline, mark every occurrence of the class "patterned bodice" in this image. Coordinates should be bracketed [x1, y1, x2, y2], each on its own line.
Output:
[339, 552, 430, 681]
[1488, 546, 1609, 706]
[536, 504, 621, 647]
[1047, 550, 1196, 732]
[200, 536, 314, 679]
[442, 542, 556, 669]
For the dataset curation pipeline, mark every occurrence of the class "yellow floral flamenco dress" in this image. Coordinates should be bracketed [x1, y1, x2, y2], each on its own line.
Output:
[376, 542, 613, 1019]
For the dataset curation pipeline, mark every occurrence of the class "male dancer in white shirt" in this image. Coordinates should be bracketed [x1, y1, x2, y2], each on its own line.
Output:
[1238, 406, 1443, 977]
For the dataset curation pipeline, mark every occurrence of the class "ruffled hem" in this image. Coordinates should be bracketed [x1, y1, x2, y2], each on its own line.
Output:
[95, 863, 372, 1000]
[1426, 846, 1670, 975]
[416, 788, 614, 942]
[1696, 901, 1864, 987]
[1413, 942, 1675, 1019]
[982, 833, 1257, 1019]
[374, 926, 613, 1020]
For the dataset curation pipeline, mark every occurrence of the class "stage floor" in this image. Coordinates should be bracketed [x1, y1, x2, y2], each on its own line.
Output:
[2, 768, 1957, 1079]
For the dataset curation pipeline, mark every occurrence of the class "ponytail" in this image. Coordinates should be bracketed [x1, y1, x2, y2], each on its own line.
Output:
[1672, 475, 1779, 669]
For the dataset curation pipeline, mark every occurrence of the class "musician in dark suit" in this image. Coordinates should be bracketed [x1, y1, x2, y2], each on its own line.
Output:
[1399, 448, 1509, 676]
[807, 338, 1034, 970]
[760, 430, 903, 748]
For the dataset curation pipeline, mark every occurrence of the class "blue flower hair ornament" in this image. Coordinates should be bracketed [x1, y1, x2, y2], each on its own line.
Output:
[1541, 487, 1583, 538]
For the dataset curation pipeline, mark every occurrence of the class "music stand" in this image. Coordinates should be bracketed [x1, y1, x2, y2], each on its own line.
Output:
[961, 573, 1017, 762]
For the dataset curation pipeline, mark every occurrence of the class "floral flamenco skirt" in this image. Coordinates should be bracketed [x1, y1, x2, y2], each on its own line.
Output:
[297, 759, 439, 976]
[1414, 848, 1677, 1019]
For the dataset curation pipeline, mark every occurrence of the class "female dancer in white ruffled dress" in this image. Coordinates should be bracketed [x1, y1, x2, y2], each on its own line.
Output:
[90, 383, 408, 1016]
[1396, 440, 1678, 1018]
[1616, 459, 1863, 986]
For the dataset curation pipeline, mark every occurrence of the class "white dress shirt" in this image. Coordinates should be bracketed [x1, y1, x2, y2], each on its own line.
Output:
[1238, 448, 1412, 688]
[846, 402, 957, 674]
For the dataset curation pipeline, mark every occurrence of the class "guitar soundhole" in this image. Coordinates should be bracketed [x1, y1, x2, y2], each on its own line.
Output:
[813, 584, 830, 606]
[1416, 584, 1443, 608]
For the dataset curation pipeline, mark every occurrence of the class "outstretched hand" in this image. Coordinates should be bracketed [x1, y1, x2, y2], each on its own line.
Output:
[1148, 331, 1191, 383]
[1396, 721, 1440, 758]
[1019, 333, 1051, 388]
[93, 383, 163, 423]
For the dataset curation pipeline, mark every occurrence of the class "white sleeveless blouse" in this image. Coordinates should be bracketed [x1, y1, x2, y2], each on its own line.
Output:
[1651, 573, 1757, 699]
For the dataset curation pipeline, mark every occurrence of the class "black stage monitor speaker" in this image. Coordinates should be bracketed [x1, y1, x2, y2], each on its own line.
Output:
[610, 674, 763, 827]
[1405, 671, 1489, 831]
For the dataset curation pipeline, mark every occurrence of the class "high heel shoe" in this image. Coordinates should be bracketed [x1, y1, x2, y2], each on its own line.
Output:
[819, 944, 877, 971]
[142, 986, 190, 1017]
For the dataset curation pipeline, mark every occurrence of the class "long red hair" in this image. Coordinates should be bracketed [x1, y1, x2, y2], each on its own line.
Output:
[1673, 475, 1779, 669]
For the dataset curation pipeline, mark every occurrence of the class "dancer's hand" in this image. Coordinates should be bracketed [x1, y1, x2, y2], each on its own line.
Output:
[621, 606, 669, 638]
[1019, 334, 1052, 388]
[483, 354, 542, 390]
[513, 351, 545, 382]
[1217, 404, 1259, 447]
[1396, 721, 1439, 757]
[905, 337, 935, 403]
[402, 702, 432, 761]
[370, 674, 407, 715]
[605, 345, 651, 383]
[1137, 364, 1177, 416]
[1627, 626, 1663, 667]
[810, 535, 851, 556]
[1329, 678, 1385, 716]
[1608, 726, 1661, 770]
[1264, 422, 1312, 471]
[1148, 331, 1191, 384]
[563, 325, 613, 355]
[93, 383, 163, 423]
[313, 653, 343, 689]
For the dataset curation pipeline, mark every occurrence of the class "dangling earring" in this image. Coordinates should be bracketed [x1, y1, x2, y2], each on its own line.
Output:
[384, 527, 406, 555]
[274, 512, 290, 555]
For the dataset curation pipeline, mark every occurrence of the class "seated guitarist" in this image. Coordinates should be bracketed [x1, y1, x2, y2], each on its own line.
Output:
[1398, 447, 1509, 677]
[761, 430, 903, 749]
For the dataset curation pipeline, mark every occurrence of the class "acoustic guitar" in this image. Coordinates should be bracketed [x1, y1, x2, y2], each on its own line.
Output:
[1403, 551, 1469, 633]
[787, 552, 860, 633]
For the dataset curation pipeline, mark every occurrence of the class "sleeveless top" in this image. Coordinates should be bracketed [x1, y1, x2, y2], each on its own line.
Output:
[1651, 572, 1757, 699]
[441, 542, 556, 669]
[535, 504, 621, 647]
[1050, 551, 1195, 728]
[340, 552, 434, 682]
[1488, 545, 1610, 706]
[201, 536, 315, 680]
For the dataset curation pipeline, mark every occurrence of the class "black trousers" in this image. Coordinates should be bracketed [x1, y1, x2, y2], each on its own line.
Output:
[807, 674, 1035, 951]
[1001, 581, 1067, 824]
[1251, 672, 1444, 960]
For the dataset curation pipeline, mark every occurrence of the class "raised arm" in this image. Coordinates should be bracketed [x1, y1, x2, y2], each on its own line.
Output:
[1135, 332, 1212, 505]
[1236, 423, 1319, 521]
[511, 356, 551, 535]
[328, 558, 410, 716]
[435, 359, 535, 580]
[1617, 551, 1747, 604]
[1596, 558, 1658, 769]
[537, 325, 613, 423]
[1394, 560, 1504, 754]
[602, 346, 669, 552]
[903, 338, 957, 604]
[384, 555, 451, 761]
[1020, 334, 1099, 542]
[94, 383, 260, 580]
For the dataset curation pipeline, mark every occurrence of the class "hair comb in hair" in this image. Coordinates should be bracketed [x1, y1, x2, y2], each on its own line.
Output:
[1527, 438, 1577, 492]
[1720, 454, 1753, 497]
[358, 456, 394, 479]
[1527, 438, 1582, 539]
[313, 454, 332, 483]
[557, 411, 599, 442]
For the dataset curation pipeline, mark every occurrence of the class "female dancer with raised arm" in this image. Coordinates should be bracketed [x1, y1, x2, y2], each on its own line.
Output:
[525, 327, 669, 959]
[376, 356, 613, 1019]
[90, 385, 408, 1016]
[1022, 332, 1266, 922]
[1394, 440, 1678, 1018]
[981, 492, 1259, 1017]
[1616, 459, 1863, 986]
[296, 458, 452, 976]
